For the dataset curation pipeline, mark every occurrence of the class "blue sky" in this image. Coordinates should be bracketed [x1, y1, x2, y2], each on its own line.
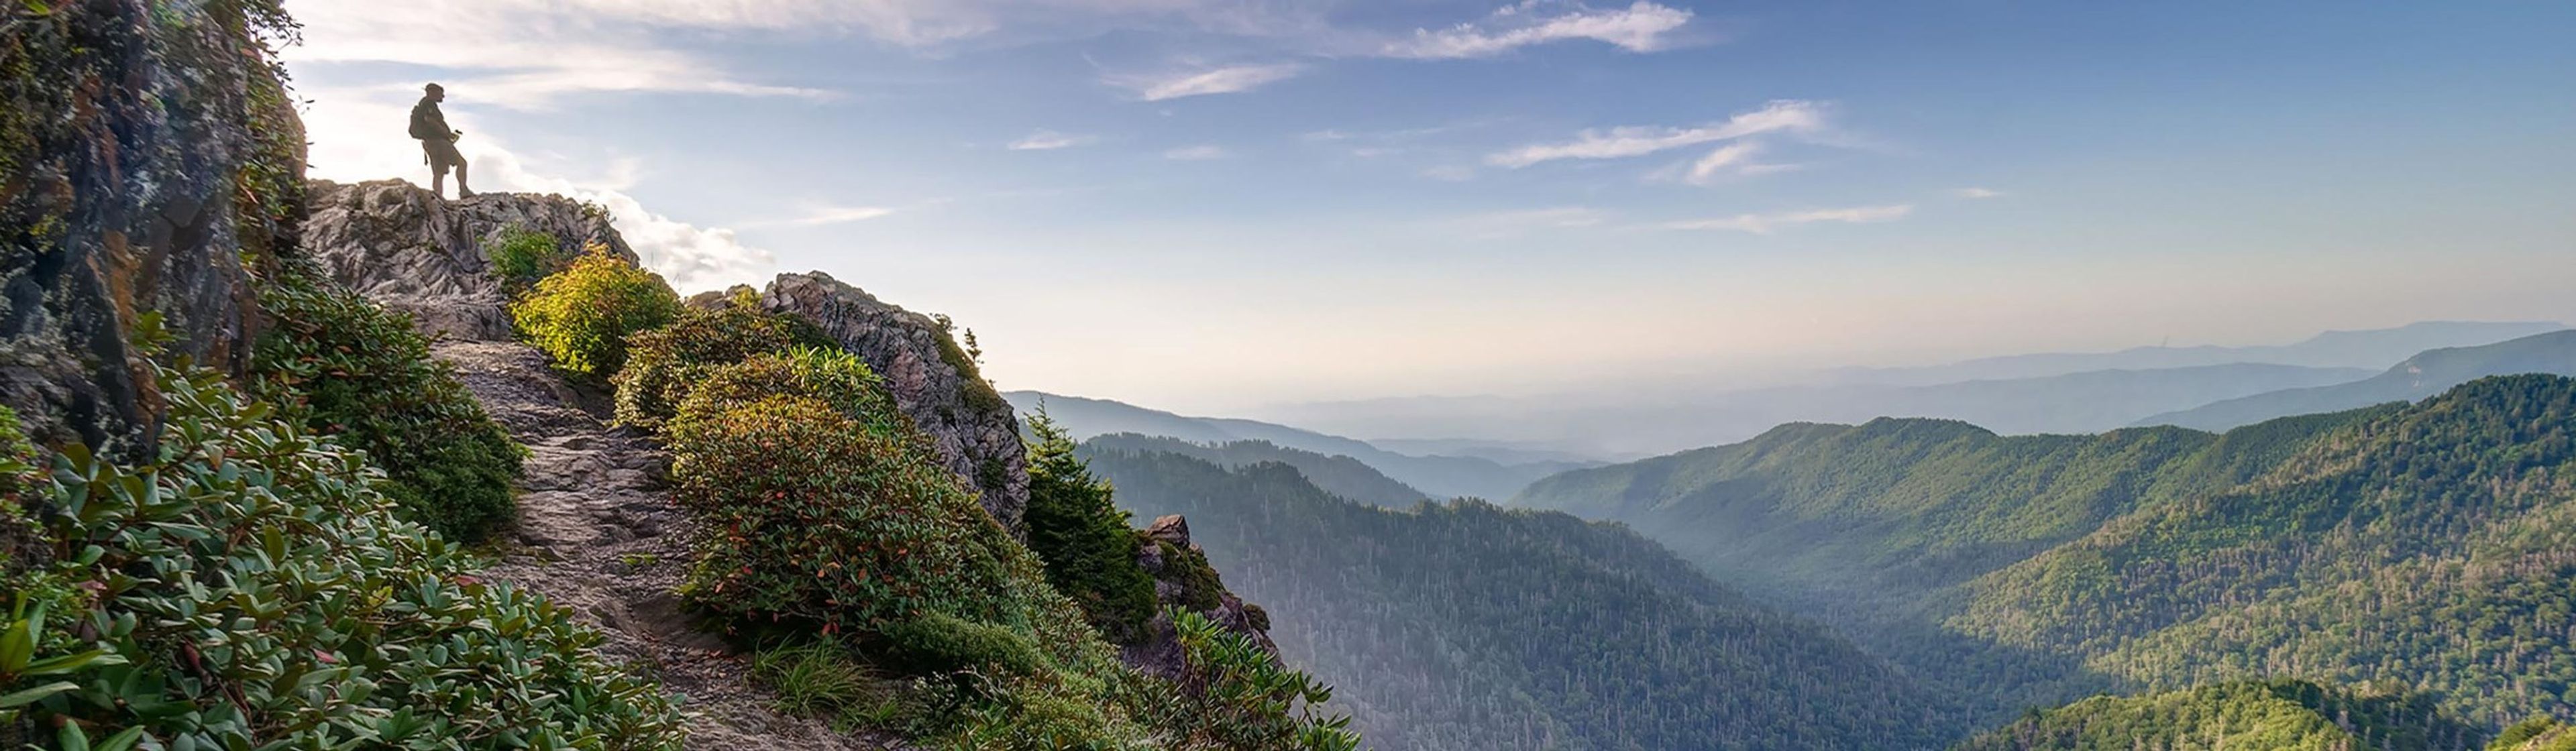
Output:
[283, 1, 2576, 412]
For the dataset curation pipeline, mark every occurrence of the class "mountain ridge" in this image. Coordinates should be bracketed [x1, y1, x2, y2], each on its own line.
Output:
[1006, 390, 1593, 500]
[2137, 329, 2576, 431]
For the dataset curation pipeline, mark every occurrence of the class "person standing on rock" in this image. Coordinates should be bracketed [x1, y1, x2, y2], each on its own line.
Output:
[411, 83, 474, 199]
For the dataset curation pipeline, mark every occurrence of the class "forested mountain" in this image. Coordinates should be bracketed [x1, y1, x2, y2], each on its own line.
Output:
[2139, 330, 2576, 431]
[1007, 390, 1591, 500]
[1517, 376, 2576, 730]
[1083, 433, 1430, 506]
[1082, 445, 1966, 750]
[1952, 680, 2480, 751]
[1260, 362, 2377, 459]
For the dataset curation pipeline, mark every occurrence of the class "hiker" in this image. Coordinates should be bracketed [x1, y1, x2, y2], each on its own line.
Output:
[411, 82, 474, 198]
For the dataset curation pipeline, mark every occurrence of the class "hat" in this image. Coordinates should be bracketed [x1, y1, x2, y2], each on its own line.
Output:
[425, 82, 444, 93]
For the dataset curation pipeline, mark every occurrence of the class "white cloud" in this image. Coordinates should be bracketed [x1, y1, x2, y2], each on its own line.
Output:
[1107, 63, 1305, 101]
[1487, 100, 1828, 168]
[1383, 1, 1694, 59]
[1163, 145, 1230, 160]
[1661, 205, 1915, 234]
[1010, 130, 1093, 150]
[1952, 187, 2006, 199]
[284, 1, 835, 110]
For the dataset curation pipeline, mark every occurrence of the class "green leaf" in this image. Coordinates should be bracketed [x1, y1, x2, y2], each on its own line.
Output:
[56, 717, 90, 751]
[23, 648, 128, 677]
[0, 680, 79, 707]
[0, 614, 36, 674]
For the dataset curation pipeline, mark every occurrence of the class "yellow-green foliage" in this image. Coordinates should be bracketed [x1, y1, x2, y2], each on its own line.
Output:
[511, 248, 681, 379]
[0, 367, 684, 749]
[615, 295, 837, 433]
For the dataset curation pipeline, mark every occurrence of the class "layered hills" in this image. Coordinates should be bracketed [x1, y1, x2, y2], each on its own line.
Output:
[1518, 375, 2576, 731]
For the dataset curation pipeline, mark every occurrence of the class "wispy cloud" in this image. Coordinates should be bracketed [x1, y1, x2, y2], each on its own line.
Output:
[1661, 205, 1915, 233]
[1488, 100, 1829, 168]
[1684, 141, 1761, 184]
[1952, 187, 2006, 199]
[1163, 145, 1231, 160]
[1448, 207, 1610, 239]
[1010, 129, 1094, 150]
[1383, 1, 1695, 59]
[1107, 63, 1306, 101]
[778, 204, 900, 227]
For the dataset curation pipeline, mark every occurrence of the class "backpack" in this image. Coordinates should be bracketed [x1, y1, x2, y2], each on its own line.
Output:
[408, 102, 441, 139]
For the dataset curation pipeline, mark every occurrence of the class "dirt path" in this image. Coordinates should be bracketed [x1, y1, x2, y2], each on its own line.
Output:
[433, 341, 877, 750]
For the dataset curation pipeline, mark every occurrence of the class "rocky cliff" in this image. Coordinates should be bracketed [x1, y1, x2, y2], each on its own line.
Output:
[301, 179, 633, 342]
[761, 272, 1030, 533]
[0, 0, 301, 455]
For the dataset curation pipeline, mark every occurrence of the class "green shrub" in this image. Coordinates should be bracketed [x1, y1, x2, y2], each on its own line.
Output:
[1022, 411, 1158, 644]
[667, 392, 1035, 635]
[613, 293, 837, 433]
[484, 227, 576, 292]
[1, 366, 685, 749]
[254, 273, 525, 540]
[511, 249, 681, 379]
[880, 612, 1046, 677]
[1167, 609, 1360, 751]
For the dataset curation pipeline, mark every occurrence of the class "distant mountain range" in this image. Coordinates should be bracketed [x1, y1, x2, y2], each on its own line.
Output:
[1081, 433, 1432, 507]
[1250, 321, 2567, 457]
[1004, 391, 1593, 501]
[1823, 320, 2569, 387]
[2137, 329, 2576, 431]
[1514, 375, 2576, 730]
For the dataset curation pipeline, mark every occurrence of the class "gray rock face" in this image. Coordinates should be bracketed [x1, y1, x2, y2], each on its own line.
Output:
[1122, 514, 1281, 681]
[299, 179, 635, 342]
[0, 0, 290, 455]
[760, 272, 1029, 533]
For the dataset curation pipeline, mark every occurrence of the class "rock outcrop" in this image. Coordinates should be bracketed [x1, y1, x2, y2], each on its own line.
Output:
[0, 0, 300, 455]
[1122, 514, 1281, 681]
[761, 272, 1030, 533]
[300, 179, 633, 342]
